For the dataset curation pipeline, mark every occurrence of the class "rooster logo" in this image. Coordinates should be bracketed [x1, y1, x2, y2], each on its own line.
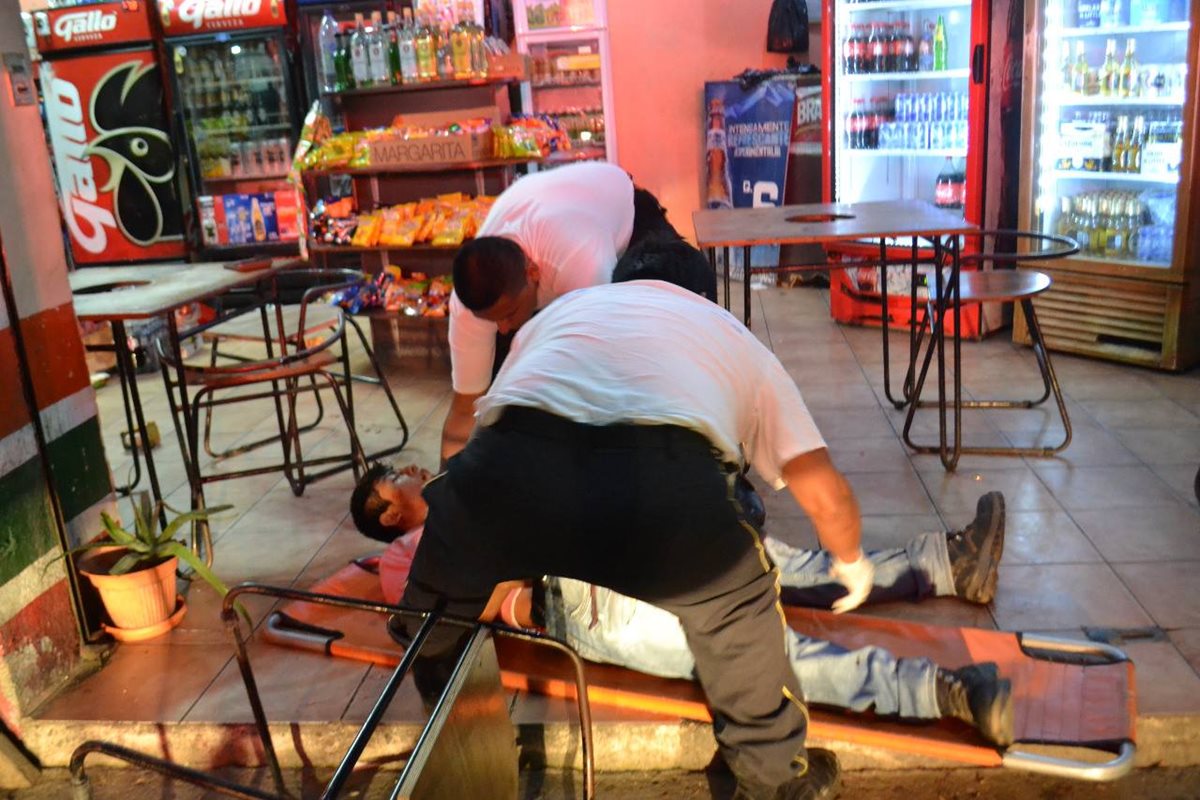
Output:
[84, 61, 184, 246]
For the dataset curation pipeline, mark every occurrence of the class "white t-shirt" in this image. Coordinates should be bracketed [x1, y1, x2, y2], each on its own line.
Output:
[477, 281, 826, 489]
[448, 162, 636, 394]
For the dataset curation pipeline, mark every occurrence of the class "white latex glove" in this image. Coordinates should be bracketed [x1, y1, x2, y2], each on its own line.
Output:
[829, 552, 874, 614]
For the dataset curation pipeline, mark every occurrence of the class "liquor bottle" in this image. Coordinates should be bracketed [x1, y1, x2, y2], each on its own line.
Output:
[350, 13, 371, 88]
[450, 1, 473, 79]
[1111, 115, 1129, 172]
[1119, 38, 1138, 97]
[437, 14, 455, 80]
[1072, 42, 1089, 95]
[705, 98, 733, 209]
[933, 16, 947, 71]
[398, 8, 419, 83]
[414, 9, 437, 81]
[1100, 38, 1118, 96]
[1127, 115, 1145, 173]
[318, 10, 339, 93]
[918, 22, 934, 72]
[368, 12, 390, 85]
[465, 0, 488, 78]
[387, 12, 402, 84]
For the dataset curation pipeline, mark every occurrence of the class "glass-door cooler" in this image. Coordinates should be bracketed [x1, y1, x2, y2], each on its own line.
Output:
[1016, 0, 1199, 369]
[513, 0, 615, 163]
[157, 0, 302, 254]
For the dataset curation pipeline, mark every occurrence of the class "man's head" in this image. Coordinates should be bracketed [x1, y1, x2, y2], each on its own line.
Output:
[453, 237, 541, 334]
[611, 236, 717, 301]
[349, 463, 433, 542]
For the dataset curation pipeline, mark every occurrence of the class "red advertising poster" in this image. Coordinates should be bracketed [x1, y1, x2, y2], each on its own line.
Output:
[157, 0, 286, 36]
[31, 1, 154, 54]
[39, 49, 187, 264]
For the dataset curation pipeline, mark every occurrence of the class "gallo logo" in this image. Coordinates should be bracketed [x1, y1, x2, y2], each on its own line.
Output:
[176, 0, 264, 30]
[53, 10, 118, 43]
[41, 64, 116, 255]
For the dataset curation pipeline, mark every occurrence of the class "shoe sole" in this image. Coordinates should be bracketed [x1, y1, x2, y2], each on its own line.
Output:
[968, 493, 1006, 604]
[984, 678, 1015, 748]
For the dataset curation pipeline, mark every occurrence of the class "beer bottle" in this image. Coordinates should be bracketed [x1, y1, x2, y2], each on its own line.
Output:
[1100, 38, 1118, 96]
[1111, 115, 1128, 173]
[1119, 38, 1138, 98]
[705, 98, 734, 209]
[1127, 115, 1145, 173]
[1072, 42, 1089, 95]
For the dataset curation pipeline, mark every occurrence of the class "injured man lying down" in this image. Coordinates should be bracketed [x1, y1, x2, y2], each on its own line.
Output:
[349, 464, 1014, 747]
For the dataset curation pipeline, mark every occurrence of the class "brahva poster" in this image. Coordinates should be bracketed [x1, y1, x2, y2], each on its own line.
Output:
[703, 79, 795, 282]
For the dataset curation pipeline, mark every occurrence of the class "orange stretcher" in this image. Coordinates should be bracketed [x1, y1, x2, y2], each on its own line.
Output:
[263, 557, 1137, 782]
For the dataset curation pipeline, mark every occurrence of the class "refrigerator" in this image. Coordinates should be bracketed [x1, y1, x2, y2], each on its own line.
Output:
[30, 0, 188, 266]
[1014, 0, 1199, 370]
[157, 0, 302, 253]
[821, 0, 1001, 336]
[512, 0, 616, 163]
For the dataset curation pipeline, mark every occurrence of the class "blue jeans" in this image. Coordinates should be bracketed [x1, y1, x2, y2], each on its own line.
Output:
[543, 532, 956, 719]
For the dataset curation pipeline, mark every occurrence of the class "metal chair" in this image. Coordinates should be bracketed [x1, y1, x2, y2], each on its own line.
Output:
[158, 270, 378, 564]
[900, 231, 1078, 470]
[198, 270, 409, 463]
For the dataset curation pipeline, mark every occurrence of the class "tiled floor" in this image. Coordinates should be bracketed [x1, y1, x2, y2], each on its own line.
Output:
[36, 284, 1200, 731]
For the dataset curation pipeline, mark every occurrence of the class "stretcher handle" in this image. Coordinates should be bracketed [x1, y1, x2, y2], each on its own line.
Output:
[1017, 632, 1130, 664]
[1003, 741, 1135, 782]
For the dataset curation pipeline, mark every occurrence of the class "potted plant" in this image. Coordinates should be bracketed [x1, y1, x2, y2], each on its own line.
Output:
[65, 498, 237, 641]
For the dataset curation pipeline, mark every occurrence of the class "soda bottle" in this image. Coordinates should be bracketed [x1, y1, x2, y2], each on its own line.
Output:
[918, 23, 934, 71]
[847, 99, 865, 148]
[933, 16, 948, 70]
[934, 157, 958, 208]
[842, 25, 858, 74]
[884, 23, 898, 73]
[868, 23, 885, 73]
[900, 23, 916, 72]
[317, 10, 339, 93]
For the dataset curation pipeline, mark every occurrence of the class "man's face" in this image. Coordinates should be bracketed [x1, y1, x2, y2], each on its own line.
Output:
[476, 260, 540, 334]
[374, 465, 433, 532]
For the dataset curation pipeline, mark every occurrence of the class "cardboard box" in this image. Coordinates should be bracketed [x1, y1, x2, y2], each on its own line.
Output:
[198, 191, 301, 246]
[486, 53, 530, 81]
[369, 106, 498, 168]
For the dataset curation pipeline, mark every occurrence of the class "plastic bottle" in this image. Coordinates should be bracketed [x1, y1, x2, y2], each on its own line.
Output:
[934, 157, 961, 209]
[933, 16, 947, 71]
[317, 10, 339, 93]
[918, 23, 934, 72]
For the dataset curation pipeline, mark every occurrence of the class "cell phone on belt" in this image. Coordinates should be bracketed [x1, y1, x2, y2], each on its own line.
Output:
[224, 257, 273, 272]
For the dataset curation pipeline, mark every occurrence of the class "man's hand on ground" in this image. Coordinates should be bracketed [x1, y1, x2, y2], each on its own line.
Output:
[829, 552, 873, 614]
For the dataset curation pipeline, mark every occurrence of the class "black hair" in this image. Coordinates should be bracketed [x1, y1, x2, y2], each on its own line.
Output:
[452, 237, 529, 311]
[349, 462, 399, 543]
[611, 236, 718, 301]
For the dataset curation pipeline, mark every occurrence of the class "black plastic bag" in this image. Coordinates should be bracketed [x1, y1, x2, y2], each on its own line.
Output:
[767, 0, 810, 54]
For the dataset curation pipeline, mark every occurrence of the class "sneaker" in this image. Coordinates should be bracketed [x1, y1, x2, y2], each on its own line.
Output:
[732, 748, 841, 800]
[936, 663, 1014, 747]
[946, 491, 1005, 604]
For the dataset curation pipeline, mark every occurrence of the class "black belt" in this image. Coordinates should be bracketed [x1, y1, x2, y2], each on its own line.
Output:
[493, 405, 719, 456]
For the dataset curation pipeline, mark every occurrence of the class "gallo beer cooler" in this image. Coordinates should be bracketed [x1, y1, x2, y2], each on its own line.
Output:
[31, 0, 187, 266]
[157, 0, 302, 253]
[1014, 0, 1200, 370]
[821, 0, 1010, 336]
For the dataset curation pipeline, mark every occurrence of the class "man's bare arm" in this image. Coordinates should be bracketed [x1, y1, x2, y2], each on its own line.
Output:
[781, 448, 862, 563]
[440, 391, 483, 467]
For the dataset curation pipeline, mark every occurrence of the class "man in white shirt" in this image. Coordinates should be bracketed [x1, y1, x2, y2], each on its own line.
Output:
[440, 162, 715, 464]
[403, 281, 875, 800]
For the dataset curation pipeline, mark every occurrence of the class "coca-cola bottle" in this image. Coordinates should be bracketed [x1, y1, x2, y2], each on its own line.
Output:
[867, 23, 885, 74]
[883, 23, 897, 73]
[843, 25, 860, 73]
[847, 99, 866, 148]
[934, 157, 965, 209]
[850, 24, 866, 74]
[899, 22, 916, 72]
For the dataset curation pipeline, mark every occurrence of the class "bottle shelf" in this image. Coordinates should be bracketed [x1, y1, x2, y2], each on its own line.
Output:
[1059, 21, 1190, 37]
[1049, 169, 1179, 184]
[308, 239, 459, 254]
[531, 80, 602, 89]
[1064, 253, 1172, 268]
[193, 123, 292, 137]
[303, 156, 542, 177]
[186, 76, 284, 92]
[846, 148, 967, 157]
[203, 173, 291, 184]
[1055, 95, 1185, 106]
[841, 68, 970, 82]
[843, 0, 970, 14]
[329, 75, 520, 98]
